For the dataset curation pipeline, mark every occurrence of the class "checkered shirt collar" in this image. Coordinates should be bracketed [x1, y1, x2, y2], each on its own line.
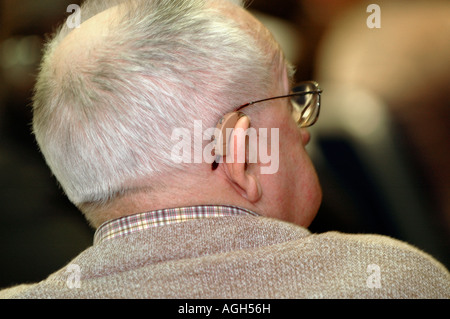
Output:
[93, 205, 259, 245]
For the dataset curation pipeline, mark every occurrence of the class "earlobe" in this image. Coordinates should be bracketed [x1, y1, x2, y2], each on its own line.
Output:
[242, 174, 262, 203]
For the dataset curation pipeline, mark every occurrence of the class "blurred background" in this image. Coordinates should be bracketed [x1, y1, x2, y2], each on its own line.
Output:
[1, 0, 449, 289]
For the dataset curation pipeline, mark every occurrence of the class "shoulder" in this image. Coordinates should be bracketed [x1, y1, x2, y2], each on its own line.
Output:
[313, 231, 447, 268]
[301, 231, 450, 298]
[0, 284, 35, 299]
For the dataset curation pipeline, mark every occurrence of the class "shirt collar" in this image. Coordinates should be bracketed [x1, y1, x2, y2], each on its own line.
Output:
[93, 205, 259, 245]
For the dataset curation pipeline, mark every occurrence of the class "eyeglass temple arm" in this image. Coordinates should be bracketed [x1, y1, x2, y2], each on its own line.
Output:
[236, 90, 322, 111]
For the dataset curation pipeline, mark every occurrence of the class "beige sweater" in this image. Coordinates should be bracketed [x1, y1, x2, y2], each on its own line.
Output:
[1, 216, 449, 298]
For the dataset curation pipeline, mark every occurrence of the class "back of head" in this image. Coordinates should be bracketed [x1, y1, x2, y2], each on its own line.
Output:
[32, 0, 273, 224]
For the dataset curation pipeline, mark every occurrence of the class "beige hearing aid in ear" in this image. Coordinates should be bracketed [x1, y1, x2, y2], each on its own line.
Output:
[212, 112, 245, 157]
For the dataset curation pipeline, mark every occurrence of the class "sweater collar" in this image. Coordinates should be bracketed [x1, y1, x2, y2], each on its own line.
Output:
[93, 205, 259, 245]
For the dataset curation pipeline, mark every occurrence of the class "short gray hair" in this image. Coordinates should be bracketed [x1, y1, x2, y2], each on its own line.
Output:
[32, 0, 274, 212]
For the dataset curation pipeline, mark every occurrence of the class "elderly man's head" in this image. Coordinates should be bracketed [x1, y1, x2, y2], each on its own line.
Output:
[32, 0, 321, 228]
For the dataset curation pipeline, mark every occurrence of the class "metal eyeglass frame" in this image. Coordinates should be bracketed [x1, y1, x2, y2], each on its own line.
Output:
[235, 80, 322, 128]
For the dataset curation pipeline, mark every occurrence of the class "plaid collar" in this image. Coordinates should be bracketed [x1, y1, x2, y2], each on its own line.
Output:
[93, 205, 259, 245]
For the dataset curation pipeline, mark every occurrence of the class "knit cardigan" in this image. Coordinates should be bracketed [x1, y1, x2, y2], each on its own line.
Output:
[1, 216, 449, 298]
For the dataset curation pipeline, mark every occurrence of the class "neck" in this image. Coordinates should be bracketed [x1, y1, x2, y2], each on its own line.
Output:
[86, 168, 256, 228]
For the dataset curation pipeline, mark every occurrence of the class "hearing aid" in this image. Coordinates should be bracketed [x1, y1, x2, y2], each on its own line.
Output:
[212, 111, 247, 163]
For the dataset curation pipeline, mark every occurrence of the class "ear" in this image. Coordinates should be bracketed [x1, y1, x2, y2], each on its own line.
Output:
[223, 114, 262, 203]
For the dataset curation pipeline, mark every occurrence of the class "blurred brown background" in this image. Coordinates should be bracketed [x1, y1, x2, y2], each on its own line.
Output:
[1, 0, 449, 289]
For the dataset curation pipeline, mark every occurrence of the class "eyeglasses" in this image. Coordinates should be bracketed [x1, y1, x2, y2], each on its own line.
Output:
[236, 80, 322, 128]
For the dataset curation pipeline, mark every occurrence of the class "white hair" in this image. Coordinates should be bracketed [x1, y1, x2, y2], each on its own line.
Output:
[32, 0, 274, 215]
